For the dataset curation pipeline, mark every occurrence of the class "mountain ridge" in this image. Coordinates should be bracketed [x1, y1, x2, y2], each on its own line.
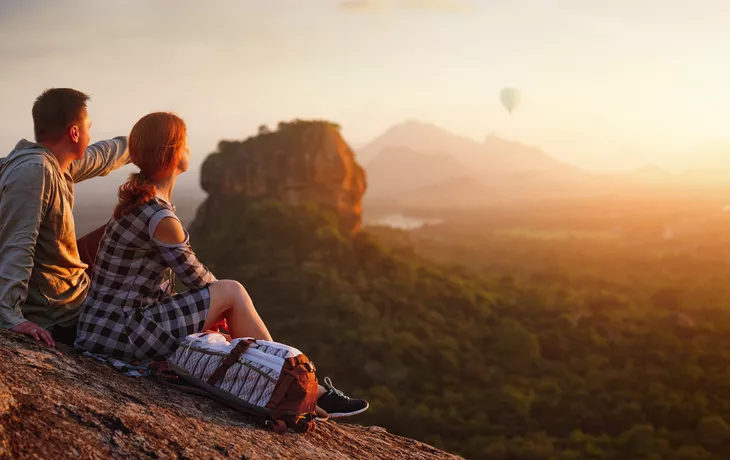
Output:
[358, 120, 591, 204]
[366, 146, 475, 198]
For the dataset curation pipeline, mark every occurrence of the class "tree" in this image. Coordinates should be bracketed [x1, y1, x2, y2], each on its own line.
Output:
[492, 318, 541, 373]
[650, 288, 683, 311]
[698, 415, 730, 449]
[623, 424, 655, 455]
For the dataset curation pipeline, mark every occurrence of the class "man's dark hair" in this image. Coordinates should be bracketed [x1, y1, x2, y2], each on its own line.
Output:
[32, 88, 90, 143]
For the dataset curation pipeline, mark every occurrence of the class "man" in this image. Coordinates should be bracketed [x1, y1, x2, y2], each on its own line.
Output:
[0, 88, 130, 347]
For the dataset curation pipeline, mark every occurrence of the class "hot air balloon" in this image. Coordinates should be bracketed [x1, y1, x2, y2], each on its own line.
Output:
[500, 87, 521, 115]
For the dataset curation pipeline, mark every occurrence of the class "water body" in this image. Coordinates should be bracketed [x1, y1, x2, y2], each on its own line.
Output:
[368, 213, 444, 230]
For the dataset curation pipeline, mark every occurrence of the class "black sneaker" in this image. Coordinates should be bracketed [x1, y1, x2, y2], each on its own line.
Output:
[317, 377, 369, 418]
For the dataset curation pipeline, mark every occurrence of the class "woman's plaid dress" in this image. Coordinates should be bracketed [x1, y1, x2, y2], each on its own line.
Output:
[75, 197, 216, 361]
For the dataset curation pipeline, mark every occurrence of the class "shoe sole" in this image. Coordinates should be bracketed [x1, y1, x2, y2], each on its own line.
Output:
[324, 403, 370, 418]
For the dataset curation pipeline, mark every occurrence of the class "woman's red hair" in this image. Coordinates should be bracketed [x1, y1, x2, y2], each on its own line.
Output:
[114, 112, 186, 219]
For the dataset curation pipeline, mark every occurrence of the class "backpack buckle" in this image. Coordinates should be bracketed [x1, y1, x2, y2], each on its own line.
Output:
[265, 419, 288, 433]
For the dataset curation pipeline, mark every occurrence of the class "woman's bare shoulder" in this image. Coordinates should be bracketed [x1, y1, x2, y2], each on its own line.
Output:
[152, 216, 186, 245]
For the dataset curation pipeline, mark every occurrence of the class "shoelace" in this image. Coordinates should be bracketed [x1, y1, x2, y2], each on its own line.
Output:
[323, 376, 349, 399]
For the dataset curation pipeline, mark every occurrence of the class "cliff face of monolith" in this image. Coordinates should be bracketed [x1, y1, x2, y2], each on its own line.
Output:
[197, 121, 366, 234]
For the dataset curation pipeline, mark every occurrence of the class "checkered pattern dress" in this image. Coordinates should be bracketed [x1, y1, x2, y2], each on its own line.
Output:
[75, 197, 217, 362]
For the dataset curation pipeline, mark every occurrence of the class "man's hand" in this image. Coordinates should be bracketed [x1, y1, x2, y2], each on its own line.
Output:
[9, 321, 55, 347]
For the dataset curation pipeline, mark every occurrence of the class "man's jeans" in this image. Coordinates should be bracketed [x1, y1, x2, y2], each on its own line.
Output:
[51, 224, 106, 345]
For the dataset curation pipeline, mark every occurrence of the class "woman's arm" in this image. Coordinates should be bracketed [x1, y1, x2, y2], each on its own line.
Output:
[151, 215, 216, 289]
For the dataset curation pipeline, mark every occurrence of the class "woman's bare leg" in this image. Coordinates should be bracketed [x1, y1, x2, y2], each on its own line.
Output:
[202, 280, 272, 341]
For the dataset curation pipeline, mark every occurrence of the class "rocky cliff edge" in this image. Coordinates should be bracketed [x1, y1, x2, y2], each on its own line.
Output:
[0, 329, 459, 459]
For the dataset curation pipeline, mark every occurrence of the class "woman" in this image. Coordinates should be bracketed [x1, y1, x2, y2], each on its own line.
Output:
[75, 112, 368, 418]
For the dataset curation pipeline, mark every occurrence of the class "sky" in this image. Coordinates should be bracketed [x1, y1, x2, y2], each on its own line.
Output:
[1, 0, 730, 172]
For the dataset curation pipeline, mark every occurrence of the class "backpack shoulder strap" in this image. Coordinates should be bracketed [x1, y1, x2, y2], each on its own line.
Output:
[207, 339, 255, 386]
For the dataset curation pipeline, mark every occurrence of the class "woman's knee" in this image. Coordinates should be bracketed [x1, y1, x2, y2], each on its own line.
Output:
[210, 279, 246, 304]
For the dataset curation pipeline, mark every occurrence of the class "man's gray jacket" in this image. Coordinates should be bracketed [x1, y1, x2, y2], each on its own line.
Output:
[0, 138, 129, 329]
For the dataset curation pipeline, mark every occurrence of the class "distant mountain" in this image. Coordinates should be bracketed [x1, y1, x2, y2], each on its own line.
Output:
[366, 146, 475, 198]
[359, 120, 578, 173]
[480, 134, 579, 177]
[359, 120, 591, 205]
[357, 120, 480, 165]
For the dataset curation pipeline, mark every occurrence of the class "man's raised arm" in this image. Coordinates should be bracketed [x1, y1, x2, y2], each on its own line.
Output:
[68, 136, 130, 183]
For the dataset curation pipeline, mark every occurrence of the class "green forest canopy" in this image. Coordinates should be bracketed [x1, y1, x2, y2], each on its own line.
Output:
[190, 196, 730, 460]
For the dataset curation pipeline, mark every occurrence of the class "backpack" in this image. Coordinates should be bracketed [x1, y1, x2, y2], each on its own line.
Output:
[165, 333, 320, 433]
